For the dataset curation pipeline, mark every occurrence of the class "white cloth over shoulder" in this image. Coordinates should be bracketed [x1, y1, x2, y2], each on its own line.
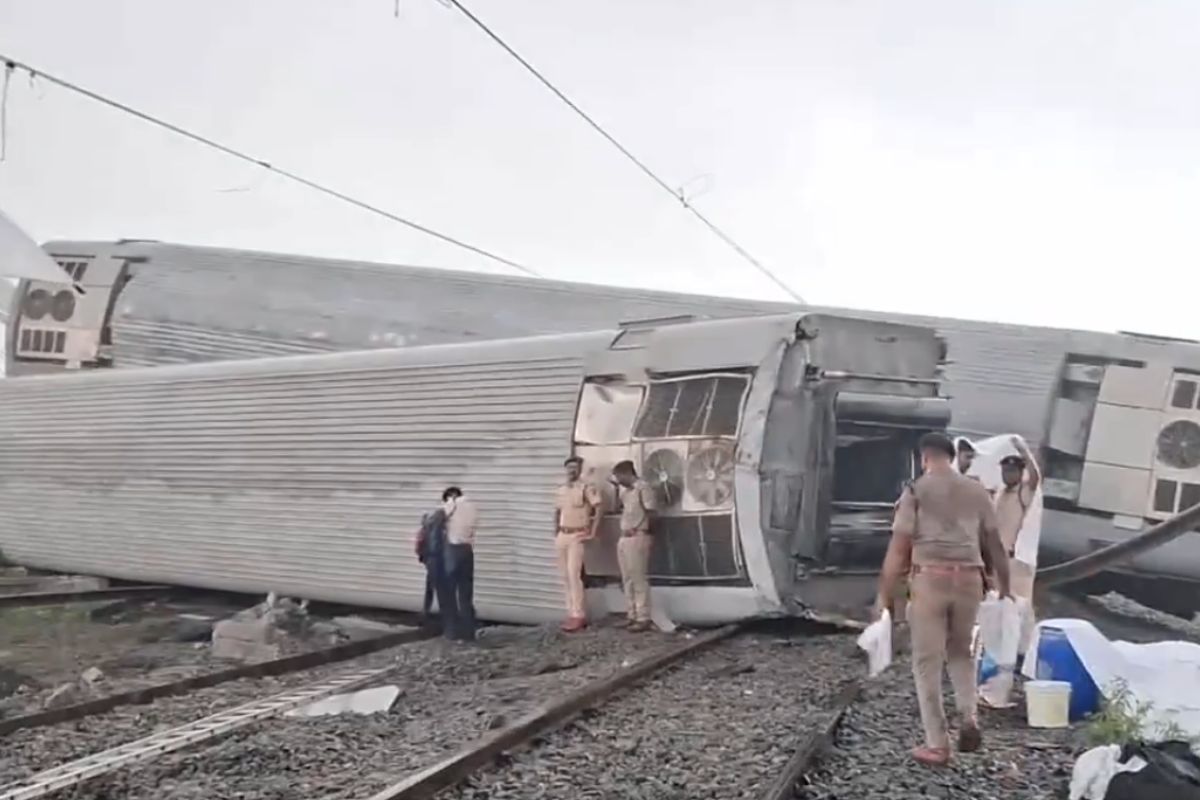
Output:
[857, 610, 892, 678]
[964, 433, 1044, 568]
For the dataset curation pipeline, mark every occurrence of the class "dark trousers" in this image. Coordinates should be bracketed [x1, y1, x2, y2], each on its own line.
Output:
[439, 543, 476, 641]
[422, 569, 437, 618]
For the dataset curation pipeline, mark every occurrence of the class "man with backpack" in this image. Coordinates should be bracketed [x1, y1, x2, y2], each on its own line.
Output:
[415, 502, 448, 629]
[414, 487, 479, 642]
[612, 460, 657, 632]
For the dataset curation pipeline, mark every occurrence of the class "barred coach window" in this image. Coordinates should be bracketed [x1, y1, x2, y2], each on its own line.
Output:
[634, 375, 748, 439]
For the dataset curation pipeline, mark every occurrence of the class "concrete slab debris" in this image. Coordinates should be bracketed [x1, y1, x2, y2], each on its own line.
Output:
[285, 685, 402, 718]
[79, 667, 105, 687]
[211, 617, 280, 663]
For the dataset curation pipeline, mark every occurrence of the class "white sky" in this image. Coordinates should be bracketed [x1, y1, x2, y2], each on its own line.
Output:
[0, 0, 1196, 336]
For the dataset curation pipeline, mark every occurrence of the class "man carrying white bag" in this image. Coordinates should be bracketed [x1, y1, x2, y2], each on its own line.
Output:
[962, 434, 1044, 706]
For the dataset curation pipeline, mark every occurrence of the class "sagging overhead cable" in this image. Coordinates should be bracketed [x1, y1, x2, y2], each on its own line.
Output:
[1036, 501, 1200, 587]
[0, 55, 542, 279]
[442, 1, 805, 304]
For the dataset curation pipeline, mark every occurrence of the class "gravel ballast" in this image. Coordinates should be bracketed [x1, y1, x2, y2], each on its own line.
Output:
[451, 630, 859, 800]
[799, 660, 1077, 800]
[2, 624, 683, 799]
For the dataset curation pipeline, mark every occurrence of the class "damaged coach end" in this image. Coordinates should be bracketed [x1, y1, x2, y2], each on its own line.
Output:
[576, 312, 946, 624]
[763, 314, 947, 620]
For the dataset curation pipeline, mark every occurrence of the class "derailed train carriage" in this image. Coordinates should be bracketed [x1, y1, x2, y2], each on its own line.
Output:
[0, 312, 945, 625]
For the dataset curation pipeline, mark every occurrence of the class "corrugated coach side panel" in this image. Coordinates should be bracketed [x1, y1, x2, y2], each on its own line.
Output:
[0, 355, 585, 623]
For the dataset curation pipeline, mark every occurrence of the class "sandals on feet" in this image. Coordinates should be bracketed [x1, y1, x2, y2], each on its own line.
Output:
[912, 746, 951, 766]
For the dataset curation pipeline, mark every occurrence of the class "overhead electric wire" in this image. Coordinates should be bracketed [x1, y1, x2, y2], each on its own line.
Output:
[0, 54, 542, 278]
[444, 0, 805, 304]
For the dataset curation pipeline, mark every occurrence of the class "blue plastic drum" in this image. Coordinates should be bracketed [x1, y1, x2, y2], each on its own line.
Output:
[1034, 626, 1101, 721]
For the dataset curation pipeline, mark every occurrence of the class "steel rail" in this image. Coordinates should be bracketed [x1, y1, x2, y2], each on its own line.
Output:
[0, 627, 436, 736]
[366, 624, 741, 800]
[0, 585, 174, 609]
[0, 663, 398, 800]
[759, 679, 862, 800]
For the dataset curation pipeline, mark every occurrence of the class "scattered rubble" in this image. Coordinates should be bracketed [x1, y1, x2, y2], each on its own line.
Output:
[80, 667, 105, 687]
[1088, 592, 1200, 642]
[43, 683, 84, 710]
[0, 591, 387, 718]
[0, 573, 108, 596]
[211, 618, 281, 663]
[331, 615, 406, 642]
[0, 664, 34, 699]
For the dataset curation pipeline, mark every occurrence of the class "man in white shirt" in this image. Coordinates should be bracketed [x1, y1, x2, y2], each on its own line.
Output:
[442, 486, 479, 642]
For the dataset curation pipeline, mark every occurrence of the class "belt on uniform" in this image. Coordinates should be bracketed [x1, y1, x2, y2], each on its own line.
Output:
[558, 526, 588, 534]
[911, 563, 983, 575]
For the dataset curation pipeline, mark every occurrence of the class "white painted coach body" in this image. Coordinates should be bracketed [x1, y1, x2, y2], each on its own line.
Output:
[0, 312, 945, 624]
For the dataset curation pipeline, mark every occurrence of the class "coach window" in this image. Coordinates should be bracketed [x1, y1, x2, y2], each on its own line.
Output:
[574, 381, 645, 445]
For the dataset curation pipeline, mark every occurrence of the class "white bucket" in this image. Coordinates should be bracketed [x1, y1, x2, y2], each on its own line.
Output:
[1025, 680, 1071, 728]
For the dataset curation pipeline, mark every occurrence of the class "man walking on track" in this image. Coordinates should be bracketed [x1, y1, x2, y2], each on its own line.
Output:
[554, 456, 602, 633]
[612, 460, 656, 632]
[875, 432, 1011, 766]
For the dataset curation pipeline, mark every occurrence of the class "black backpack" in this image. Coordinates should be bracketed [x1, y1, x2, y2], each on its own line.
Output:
[417, 508, 447, 564]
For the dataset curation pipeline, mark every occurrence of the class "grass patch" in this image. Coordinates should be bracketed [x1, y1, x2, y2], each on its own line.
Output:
[1087, 679, 1200, 747]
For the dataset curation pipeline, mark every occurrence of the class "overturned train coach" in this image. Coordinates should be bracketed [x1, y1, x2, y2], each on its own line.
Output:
[0, 312, 945, 625]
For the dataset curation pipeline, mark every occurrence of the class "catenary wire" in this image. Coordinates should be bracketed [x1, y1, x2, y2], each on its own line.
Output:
[0, 54, 542, 278]
[443, 0, 805, 303]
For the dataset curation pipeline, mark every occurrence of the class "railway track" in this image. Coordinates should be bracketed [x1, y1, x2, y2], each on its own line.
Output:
[0, 627, 435, 736]
[0, 623, 865, 800]
[0, 585, 174, 610]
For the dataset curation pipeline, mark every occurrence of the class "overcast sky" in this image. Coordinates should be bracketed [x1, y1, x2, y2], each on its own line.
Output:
[0, 0, 1196, 336]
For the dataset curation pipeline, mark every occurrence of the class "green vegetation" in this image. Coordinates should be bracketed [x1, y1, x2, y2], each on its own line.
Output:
[1087, 679, 1199, 747]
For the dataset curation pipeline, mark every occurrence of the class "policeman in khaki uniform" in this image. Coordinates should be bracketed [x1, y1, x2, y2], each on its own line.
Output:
[876, 432, 1011, 766]
[554, 456, 601, 633]
[612, 460, 656, 632]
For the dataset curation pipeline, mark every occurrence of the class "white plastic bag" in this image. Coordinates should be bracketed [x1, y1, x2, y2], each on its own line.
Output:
[977, 592, 1023, 707]
[979, 592, 1022, 666]
[857, 609, 893, 677]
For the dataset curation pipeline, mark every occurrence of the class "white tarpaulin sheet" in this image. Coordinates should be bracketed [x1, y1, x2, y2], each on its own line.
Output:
[962, 433, 1045, 568]
[0, 208, 71, 283]
[1023, 618, 1200, 749]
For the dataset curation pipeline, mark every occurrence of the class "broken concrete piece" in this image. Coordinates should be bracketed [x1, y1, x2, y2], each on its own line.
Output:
[80, 667, 105, 686]
[44, 683, 82, 710]
[211, 617, 281, 662]
[285, 686, 401, 718]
